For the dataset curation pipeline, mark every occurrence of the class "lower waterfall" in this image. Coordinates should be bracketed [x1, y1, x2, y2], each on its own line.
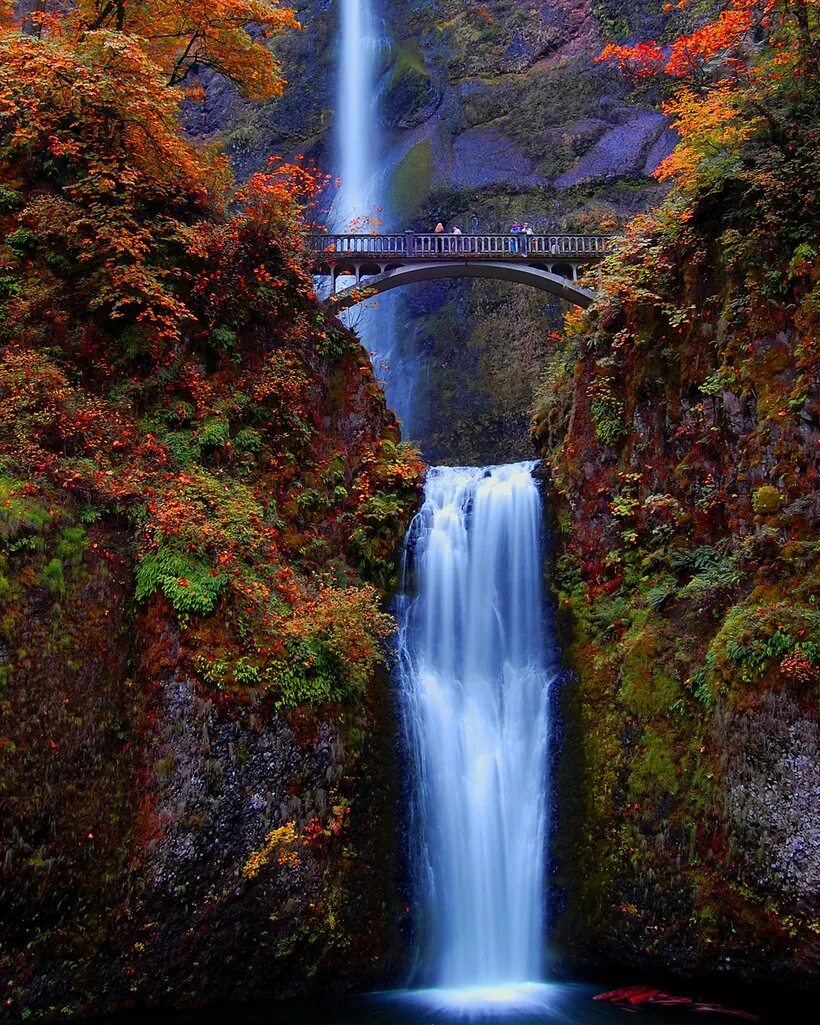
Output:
[397, 462, 556, 996]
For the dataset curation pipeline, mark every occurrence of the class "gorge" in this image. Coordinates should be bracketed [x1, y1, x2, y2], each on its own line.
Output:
[0, 2, 818, 1023]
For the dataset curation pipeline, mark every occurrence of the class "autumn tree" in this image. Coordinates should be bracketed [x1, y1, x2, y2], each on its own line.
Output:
[598, 1, 820, 193]
[17, 1, 298, 98]
[0, 0, 304, 365]
[592, 0, 818, 411]
[0, 0, 421, 727]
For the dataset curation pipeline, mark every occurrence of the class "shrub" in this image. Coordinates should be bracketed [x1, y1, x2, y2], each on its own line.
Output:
[135, 546, 228, 617]
[752, 485, 784, 515]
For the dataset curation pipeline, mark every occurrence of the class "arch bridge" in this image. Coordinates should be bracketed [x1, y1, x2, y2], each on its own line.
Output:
[307, 232, 614, 311]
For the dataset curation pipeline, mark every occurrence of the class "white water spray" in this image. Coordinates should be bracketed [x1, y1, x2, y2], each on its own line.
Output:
[398, 463, 555, 993]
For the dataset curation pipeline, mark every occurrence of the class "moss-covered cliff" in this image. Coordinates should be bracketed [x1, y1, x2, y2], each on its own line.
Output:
[533, 10, 820, 982]
[0, 19, 422, 1019]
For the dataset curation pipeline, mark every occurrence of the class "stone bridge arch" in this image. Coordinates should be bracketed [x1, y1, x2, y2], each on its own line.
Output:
[308, 232, 613, 313]
[321, 260, 596, 312]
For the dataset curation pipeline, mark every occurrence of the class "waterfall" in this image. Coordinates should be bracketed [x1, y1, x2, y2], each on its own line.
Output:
[336, 0, 379, 226]
[397, 463, 555, 996]
[334, 0, 415, 432]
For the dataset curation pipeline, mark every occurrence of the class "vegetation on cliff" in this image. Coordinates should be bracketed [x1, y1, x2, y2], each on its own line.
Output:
[534, 0, 819, 983]
[0, 3, 421, 1016]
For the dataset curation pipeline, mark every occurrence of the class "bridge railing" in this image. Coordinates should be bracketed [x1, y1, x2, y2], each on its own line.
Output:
[411, 233, 615, 258]
[306, 233, 615, 261]
[528, 235, 612, 256]
[306, 234, 408, 257]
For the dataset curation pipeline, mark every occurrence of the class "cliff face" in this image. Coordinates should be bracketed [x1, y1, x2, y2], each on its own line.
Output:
[189, 0, 682, 462]
[534, 118, 819, 984]
[0, 328, 419, 1017]
[0, 33, 423, 1008]
[377, 0, 681, 461]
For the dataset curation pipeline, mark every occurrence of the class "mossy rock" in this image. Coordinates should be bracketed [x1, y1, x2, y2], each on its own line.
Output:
[752, 485, 784, 515]
[381, 41, 438, 129]
[620, 619, 682, 719]
[390, 139, 434, 222]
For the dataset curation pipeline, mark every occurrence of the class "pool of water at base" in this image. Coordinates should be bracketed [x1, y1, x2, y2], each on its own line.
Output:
[96, 980, 816, 1025]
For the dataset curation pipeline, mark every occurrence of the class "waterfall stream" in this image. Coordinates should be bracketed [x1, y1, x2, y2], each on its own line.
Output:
[397, 463, 555, 999]
[334, 0, 415, 430]
[336, 0, 379, 226]
[336, 9, 555, 1002]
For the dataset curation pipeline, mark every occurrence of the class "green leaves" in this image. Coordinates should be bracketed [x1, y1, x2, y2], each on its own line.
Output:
[135, 546, 228, 616]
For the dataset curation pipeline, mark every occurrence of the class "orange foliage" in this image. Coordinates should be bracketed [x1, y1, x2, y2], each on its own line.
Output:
[654, 85, 760, 189]
[0, 0, 420, 719]
[597, 2, 777, 83]
[598, 2, 820, 193]
[14, 1, 299, 100]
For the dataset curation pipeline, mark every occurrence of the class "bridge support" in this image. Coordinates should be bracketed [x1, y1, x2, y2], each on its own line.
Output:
[322, 260, 596, 313]
[307, 232, 613, 311]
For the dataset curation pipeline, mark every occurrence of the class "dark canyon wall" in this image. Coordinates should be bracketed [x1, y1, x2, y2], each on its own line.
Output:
[534, 131, 819, 985]
[0, 325, 418, 1017]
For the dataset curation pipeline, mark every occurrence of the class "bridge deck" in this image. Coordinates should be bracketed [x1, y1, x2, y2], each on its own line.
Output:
[307, 232, 614, 263]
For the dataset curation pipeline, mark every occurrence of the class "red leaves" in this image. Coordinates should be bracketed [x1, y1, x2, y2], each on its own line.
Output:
[595, 2, 809, 194]
[597, 40, 665, 78]
[597, 2, 777, 85]
[595, 985, 760, 1020]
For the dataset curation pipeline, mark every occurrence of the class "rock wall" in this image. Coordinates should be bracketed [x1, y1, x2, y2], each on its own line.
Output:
[535, 153, 819, 985]
[189, 0, 683, 462]
[0, 321, 419, 1017]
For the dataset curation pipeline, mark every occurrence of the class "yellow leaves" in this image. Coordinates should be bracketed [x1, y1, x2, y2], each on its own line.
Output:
[75, 0, 299, 100]
[242, 822, 300, 879]
[0, 32, 206, 193]
[655, 85, 761, 192]
[280, 583, 395, 688]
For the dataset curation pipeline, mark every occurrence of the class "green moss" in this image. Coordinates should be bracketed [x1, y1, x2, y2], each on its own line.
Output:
[752, 485, 784, 515]
[56, 526, 88, 570]
[383, 40, 435, 127]
[0, 475, 52, 548]
[390, 139, 434, 222]
[620, 621, 682, 718]
[629, 726, 680, 800]
[39, 558, 66, 595]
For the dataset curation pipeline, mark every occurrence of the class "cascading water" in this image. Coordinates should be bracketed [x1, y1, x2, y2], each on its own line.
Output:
[336, 0, 379, 226]
[397, 463, 555, 999]
[334, 0, 415, 431]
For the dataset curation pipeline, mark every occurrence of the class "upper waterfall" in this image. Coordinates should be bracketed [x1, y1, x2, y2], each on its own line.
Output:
[397, 463, 556, 992]
[333, 0, 416, 432]
[336, 0, 380, 227]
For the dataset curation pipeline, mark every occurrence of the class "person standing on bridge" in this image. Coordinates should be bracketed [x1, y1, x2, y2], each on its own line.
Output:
[434, 221, 445, 253]
[510, 222, 522, 254]
[452, 226, 462, 235]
